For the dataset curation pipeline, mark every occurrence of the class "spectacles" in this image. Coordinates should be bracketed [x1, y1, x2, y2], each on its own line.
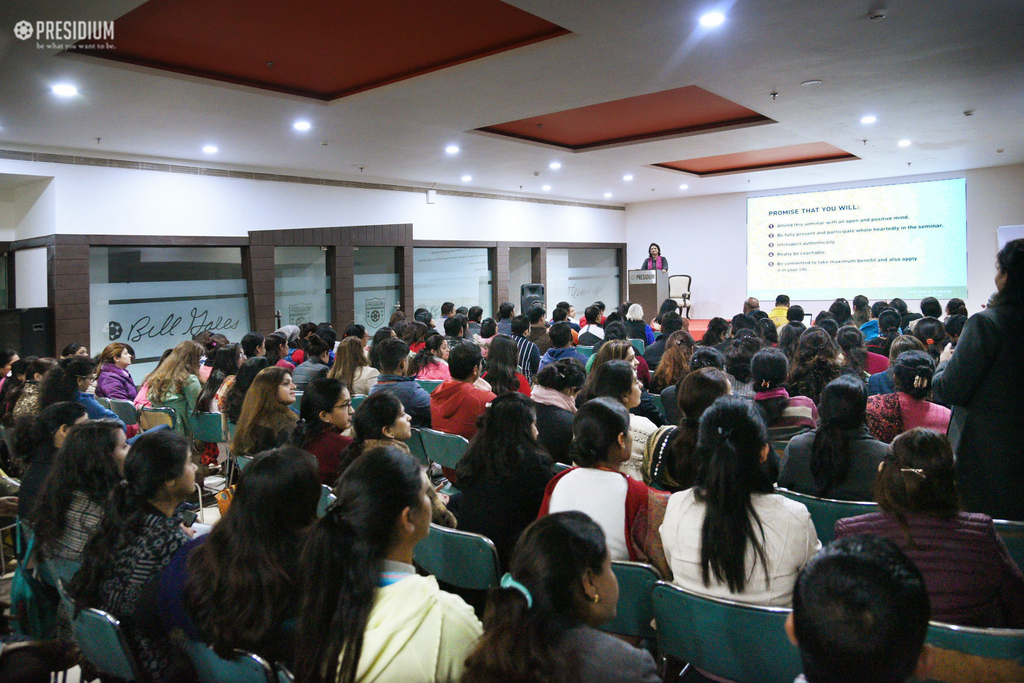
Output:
[333, 401, 353, 411]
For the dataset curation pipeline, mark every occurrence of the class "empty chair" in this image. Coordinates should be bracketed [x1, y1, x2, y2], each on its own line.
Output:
[652, 580, 802, 683]
[413, 523, 500, 592]
[775, 487, 879, 545]
[668, 275, 692, 319]
[183, 640, 276, 683]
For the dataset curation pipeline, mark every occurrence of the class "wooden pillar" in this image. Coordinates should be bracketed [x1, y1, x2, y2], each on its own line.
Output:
[331, 245, 354, 326]
[49, 236, 90, 355]
[492, 246, 509, 316]
[244, 233, 276, 332]
[532, 246, 547, 297]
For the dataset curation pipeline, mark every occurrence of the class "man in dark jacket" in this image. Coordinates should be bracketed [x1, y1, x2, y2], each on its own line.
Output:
[643, 312, 684, 373]
[368, 337, 432, 428]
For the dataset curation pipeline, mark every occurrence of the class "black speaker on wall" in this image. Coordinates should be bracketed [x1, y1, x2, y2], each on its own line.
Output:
[521, 283, 545, 313]
[0, 308, 54, 358]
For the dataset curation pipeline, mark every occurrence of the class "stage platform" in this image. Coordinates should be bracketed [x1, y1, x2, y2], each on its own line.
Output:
[685, 318, 710, 341]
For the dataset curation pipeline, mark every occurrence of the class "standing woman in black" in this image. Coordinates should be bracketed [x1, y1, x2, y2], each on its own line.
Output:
[934, 239, 1024, 520]
[641, 243, 669, 271]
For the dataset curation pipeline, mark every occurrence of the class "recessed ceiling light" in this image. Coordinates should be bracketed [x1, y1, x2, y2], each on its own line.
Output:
[679, 184, 689, 190]
[461, 174, 472, 182]
[542, 185, 551, 191]
[549, 161, 561, 170]
[445, 145, 460, 155]
[898, 139, 911, 147]
[202, 145, 218, 154]
[699, 11, 725, 27]
[603, 192, 612, 198]
[52, 84, 78, 97]
[293, 121, 311, 131]
[860, 115, 877, 124]
[801, 79, 823, 87]
[623, 174, 634, 181]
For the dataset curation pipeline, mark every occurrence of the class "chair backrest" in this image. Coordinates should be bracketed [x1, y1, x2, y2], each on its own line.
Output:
[652, 581, 803, 683]
[629, 338, 646, 354]
[576, 345, 595, 358]
[553, 461, 572, 473]
[95, 396, 111, 409]
[183, 640, 276, 683]
[406, 428, 429, 467]
[994, 518, 1024, 573]
[235, 455, 254, 472]
[139, 406, 177, 432]
[277, 665, 295, 683]
[317, 484, 336, 518]
[926, 620, 1024, 665]
[649, 394, 665, 416]
[350, 394, 368, 410]
[417, 379, 443, 394]
[413, 523, 500, 591]
[419, 428, 470, 470]
[191, 412, 226, 443]
[108, 399, 139, 426]
[602, 561, 660, 640]
[668, 275, 692, 297]
[775, 487, 879, 545]
[72, 604, 145, 681]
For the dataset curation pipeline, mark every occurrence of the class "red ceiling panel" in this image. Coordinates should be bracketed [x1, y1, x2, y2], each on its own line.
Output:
[654, 142, 858, 176]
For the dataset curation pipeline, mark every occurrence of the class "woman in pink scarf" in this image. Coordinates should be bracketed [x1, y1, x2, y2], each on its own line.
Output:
[531, 358, 587, 465]
[641, 243, 669, 271]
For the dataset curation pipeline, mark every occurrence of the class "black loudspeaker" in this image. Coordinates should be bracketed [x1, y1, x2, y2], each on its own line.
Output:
[521, 284, 545, 313]
[0, 308, 54, 358]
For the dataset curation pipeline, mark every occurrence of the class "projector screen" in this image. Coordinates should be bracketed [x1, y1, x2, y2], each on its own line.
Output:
[747, 178, 967, 300]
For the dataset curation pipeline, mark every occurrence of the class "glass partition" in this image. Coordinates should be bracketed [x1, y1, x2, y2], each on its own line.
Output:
[546, 248, 620, 316]
[275, 247, 330, 327]
[90, 246, 250, 380]
[413, 247, 493, 320]
[509, 247, 533, 310]
[353, 247, 400, 332]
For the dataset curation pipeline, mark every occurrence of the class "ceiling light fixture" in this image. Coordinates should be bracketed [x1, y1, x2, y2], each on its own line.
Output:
[603, 192, 612, 198]
[623, 174, 634, 181]
[542, 185, 551, 191]
[699, 11, 725, 27]
[461, 174, 472, 182]
[445, 145, 460, 155]
[293, 121, 311, 131]
[801, 79, 823, 87]
[898, 139, 911, 147]
[52, 84, 78, 97]
[860, 115, 877, 124]
[549, 161, 561, 170]
[679, 184, 689, 190]
[202, 145, 218, 154]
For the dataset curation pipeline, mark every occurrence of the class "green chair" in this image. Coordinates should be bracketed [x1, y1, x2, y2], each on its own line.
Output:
[191, 412, 226, 444]
[108, 399, 139, 426]
[277, 665, 295, 683]
[413, 523, 500, 591]
[925, 620, 1024, 667]
[235, 455, 254, 473]
[139, 406, 177, 432]
[350, 394, 368, 410]
[602, 561, 660, 640]
[650, 394, 665, 416]
[419, 428, 470, 471]
[290, 391, 303, 415]
[652, 581, 803, 683]
[95, 396, 111, 409]
[576, 345, 595, 359]
[183, 640, 276, 683]
[553, 462, 573, 473]
[406, 428, 429, 468]
[630, 338, 646, 354]
[417, 380, 443, 394]
[317, 485, 337, 518]
[67, 591, 144, 681]
[775, 487, 878, 545]
[994, 518, 1024, 573]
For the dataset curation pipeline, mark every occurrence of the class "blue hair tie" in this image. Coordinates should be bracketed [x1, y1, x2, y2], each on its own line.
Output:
[500, 573, 533, 608]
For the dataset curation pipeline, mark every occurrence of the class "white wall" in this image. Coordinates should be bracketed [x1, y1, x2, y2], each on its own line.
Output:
[15, 247, 48, 308]
[0, 159, 626, 244]
[625, 164, 1024, 318]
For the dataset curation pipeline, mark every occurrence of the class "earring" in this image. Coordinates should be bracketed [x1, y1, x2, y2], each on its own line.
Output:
[593, 593, 600, 604]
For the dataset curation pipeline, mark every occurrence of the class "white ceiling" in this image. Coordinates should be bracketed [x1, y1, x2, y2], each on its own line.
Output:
[0, 0, 1022, 205]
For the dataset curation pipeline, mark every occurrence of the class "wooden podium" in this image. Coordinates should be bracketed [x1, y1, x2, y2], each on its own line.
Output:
[628, 270, 669, 323]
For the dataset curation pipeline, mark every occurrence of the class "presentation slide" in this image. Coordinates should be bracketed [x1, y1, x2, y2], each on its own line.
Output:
[747, 178, 967, 301]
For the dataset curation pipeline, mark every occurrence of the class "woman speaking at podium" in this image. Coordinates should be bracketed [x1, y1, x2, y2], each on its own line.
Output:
[641, 243, 669, 271]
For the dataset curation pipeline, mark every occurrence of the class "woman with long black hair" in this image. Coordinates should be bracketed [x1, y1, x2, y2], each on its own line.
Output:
[779, 375, 888, 501]
[291, 377, 354, 485]
[293, 446, 482, 683]
[660, 397, 819, 605]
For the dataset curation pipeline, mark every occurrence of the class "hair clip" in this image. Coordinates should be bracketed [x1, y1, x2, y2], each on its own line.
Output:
[760, 379, 771, 389]
[925, 338, 934, 345]
[500, 573, 533, 608]
[900, 467, 926, 478]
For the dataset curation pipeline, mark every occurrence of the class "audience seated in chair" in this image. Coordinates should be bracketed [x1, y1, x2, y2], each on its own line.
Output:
[430, 344, 496, 441]
[531, 359, 587, 465]
[367, 337, 433, 428]
[290, 377, 355, 485]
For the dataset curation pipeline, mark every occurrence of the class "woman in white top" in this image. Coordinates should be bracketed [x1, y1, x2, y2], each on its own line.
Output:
[660, 397, 820, 606]
[578, 359, 655, 480]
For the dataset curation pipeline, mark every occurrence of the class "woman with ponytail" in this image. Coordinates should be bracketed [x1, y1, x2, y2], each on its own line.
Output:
[290, 377, 354, 485]
[293, 445, 481, 683]
[866, 350, 950, 443]
[462, 512, 659, 683]
[71, 429, 197, 682]
[785, 327, 842, 405]
[836, 429, 1024, 627]
[779, 375, 888, 501]
[750, 348, 818, 440]
[38, 356, 123, 426]
[866, 308, 903, 356]
[661, 397, 819, 605]
[407, 333, 452, 381]
[455, 393, 557, 569]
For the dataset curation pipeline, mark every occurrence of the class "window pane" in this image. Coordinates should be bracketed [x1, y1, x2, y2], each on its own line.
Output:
[546, 248, 620, 316]
[90, 246, 250, 380]
[413, 248, 492, 320]
[275, 247, 330, 327]
[354, 247, 399, 331]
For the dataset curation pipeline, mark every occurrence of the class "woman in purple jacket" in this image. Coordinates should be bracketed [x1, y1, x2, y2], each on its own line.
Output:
[835, 428, 1024, 628]
[95, 342, 138, 401]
